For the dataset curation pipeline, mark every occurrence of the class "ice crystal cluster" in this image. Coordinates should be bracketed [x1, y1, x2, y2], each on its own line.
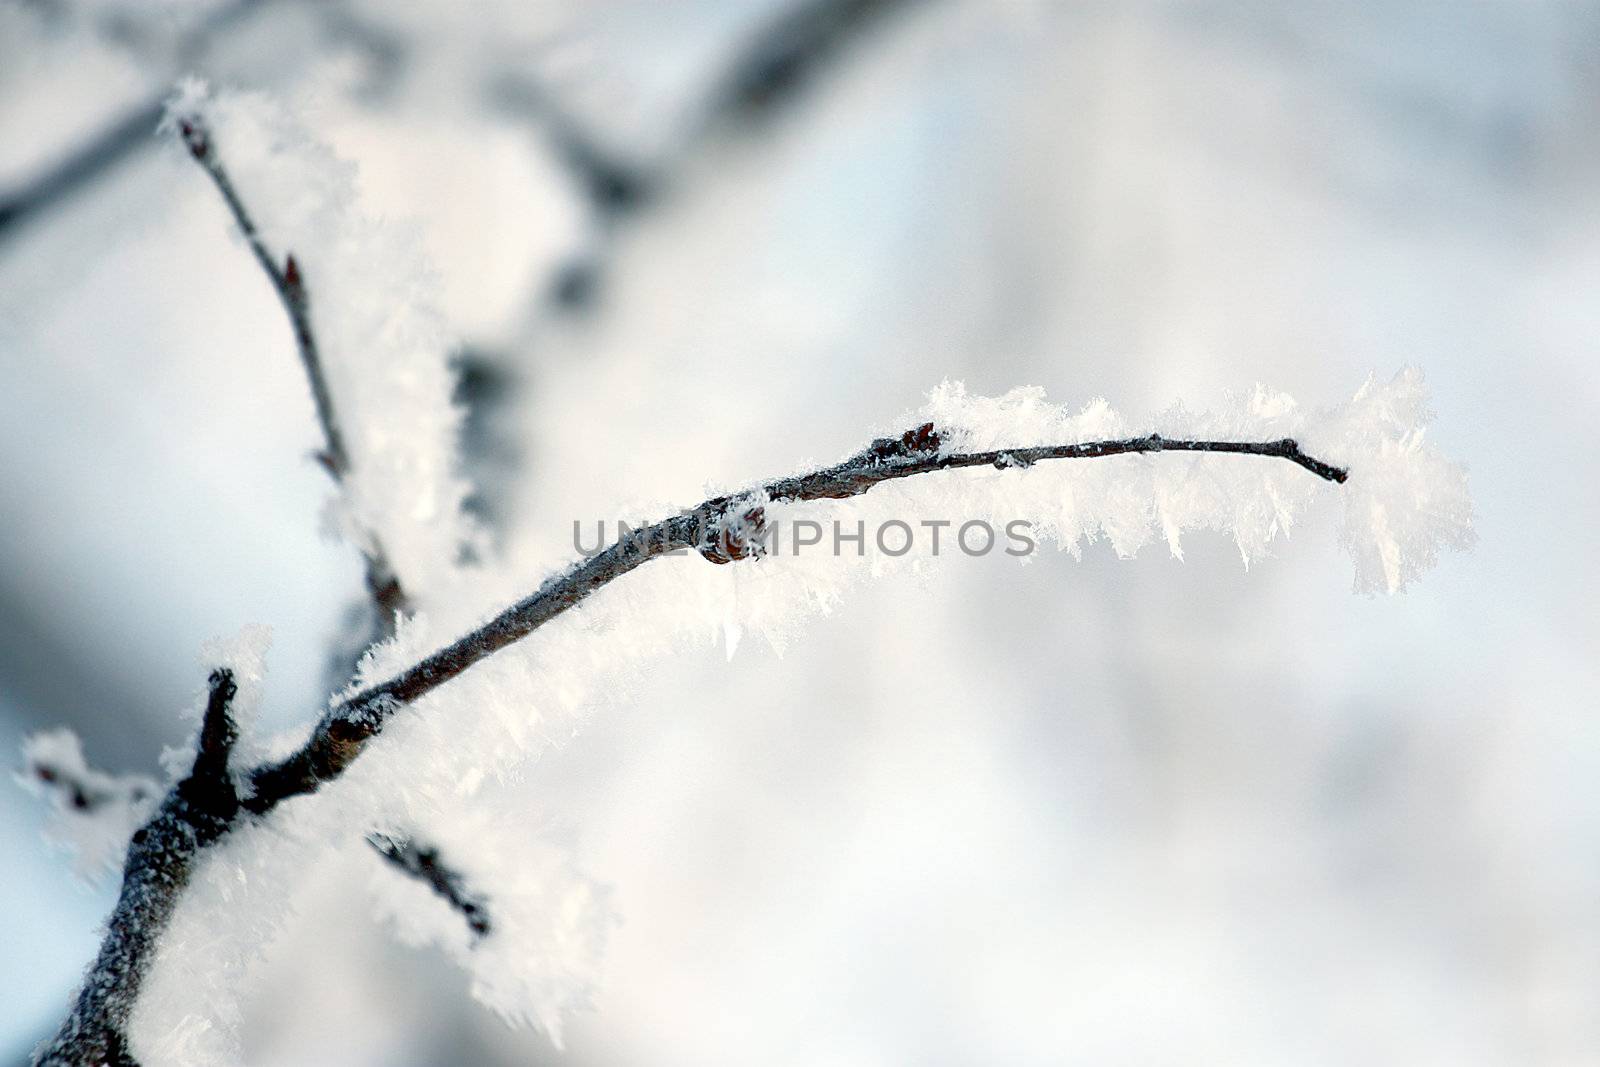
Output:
[920, 368, 1475, 593]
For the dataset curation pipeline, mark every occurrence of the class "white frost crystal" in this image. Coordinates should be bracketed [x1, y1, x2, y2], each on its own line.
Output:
[922, 368, 1473, 591]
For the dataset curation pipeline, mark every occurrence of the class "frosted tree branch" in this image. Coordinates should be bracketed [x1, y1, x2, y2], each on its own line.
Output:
[46, 97, 1428, 1057]
[174, 114, 412, 632]
[175, 118, 347, 476]
[243, 423, 1346, 812]
[36, 411, 1350, 1064]
[40, 103, 1401, 1062]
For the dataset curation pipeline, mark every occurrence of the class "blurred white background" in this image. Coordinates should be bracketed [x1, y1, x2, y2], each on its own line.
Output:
[2, 1, 1597, 1063]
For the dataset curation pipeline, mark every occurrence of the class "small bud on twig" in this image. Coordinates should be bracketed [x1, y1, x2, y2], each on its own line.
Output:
[700, 505, 767, 564]
[865, 421, 942, 463]
[176, 118, 209, 161]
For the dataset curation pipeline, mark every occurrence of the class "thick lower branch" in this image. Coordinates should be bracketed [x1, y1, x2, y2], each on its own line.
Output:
[36, 799, 211, 1067]
[38, 666, 246, 1066]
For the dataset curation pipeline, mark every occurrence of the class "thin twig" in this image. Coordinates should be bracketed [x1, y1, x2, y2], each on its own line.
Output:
[175, 116, 412, 632]
[176, 121, 347, 476]
[172, 114, 480, 962]
[368, 833, 492, 939]
[244, 424, 1346, 811]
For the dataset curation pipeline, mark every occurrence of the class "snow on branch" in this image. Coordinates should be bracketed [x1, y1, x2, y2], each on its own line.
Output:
[917, 374, 1475, 589]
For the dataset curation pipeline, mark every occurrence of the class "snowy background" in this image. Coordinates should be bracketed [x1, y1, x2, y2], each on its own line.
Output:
[1, 1, 1597, 1063]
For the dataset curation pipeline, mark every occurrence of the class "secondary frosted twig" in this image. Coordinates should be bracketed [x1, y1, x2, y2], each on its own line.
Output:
[175, 115, 410, 629]
[172, 107, 486, 974]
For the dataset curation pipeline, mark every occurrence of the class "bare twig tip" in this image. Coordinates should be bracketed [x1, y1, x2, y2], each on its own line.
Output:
[189, 666, 241, 802]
